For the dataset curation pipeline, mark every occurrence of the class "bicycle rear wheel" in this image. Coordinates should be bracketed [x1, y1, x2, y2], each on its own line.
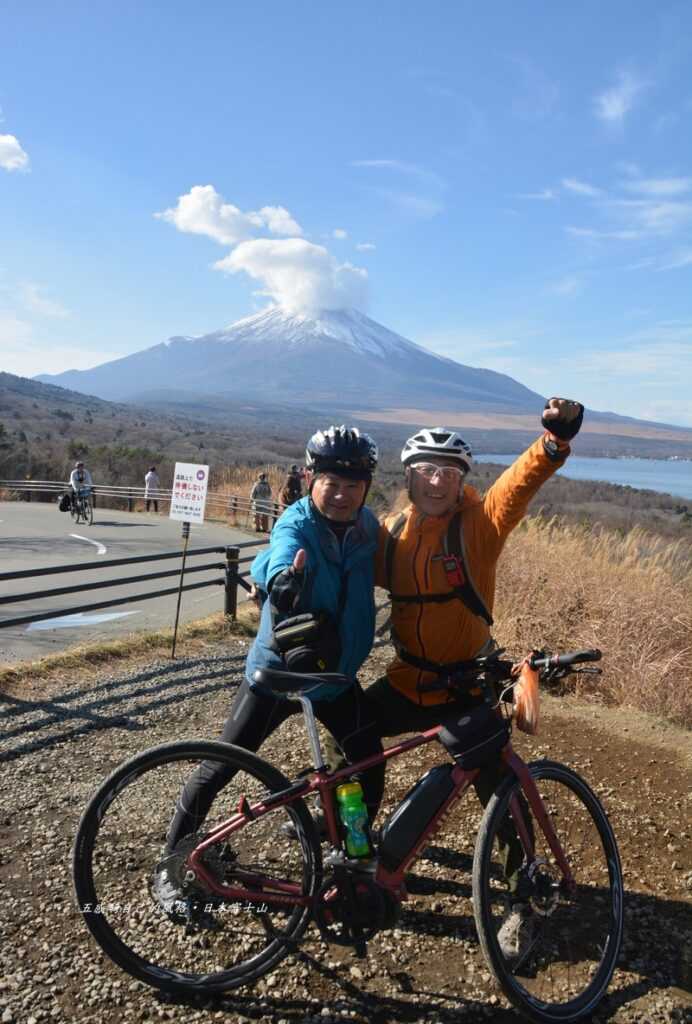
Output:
[73, 740, 321, 995]
[472, 760, 623, 1023]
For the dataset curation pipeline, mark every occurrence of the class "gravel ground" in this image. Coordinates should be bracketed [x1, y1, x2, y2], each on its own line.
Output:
[1, 631, 691, 1024]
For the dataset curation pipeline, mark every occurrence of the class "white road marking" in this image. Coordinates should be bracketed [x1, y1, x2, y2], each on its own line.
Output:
[70, 533, 107, 555]
[26, 610, 140, 632]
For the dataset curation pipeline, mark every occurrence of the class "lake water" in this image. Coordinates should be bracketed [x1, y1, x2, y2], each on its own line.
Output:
[475, 454, 692, 501]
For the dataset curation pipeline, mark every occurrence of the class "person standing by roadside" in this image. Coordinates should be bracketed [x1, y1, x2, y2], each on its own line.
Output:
[144, 466, 161, 513]
[279, 464, 303, 508]
[250, 471, 273, 532]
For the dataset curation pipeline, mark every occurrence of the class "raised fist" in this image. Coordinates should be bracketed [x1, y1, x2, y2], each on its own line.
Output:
[541, 398, 584, 442]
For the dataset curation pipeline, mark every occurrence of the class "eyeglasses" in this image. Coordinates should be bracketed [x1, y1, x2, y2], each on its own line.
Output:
[413, 462, 465, 482]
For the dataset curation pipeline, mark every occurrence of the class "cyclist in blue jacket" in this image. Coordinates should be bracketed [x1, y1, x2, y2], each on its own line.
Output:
[156, 426, 385, 917]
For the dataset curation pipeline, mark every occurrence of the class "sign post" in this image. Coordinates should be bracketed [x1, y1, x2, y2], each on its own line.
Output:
[169, 462, 209, 658]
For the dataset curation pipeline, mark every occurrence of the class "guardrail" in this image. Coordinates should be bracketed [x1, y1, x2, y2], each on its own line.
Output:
[0, 539, 269, 631]
[0, 479, 289, 529]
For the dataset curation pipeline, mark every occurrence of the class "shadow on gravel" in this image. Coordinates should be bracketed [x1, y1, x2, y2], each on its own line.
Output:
[0, 655, 247, 763]
[157, 947, 525, 1022]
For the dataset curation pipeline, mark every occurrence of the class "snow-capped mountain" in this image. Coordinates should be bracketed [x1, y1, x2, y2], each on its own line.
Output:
[36, 306, 544, 411]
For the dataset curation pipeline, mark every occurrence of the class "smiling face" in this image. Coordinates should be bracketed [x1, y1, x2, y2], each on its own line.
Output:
[407, 457, 465, 517]
[307, 471, 368, 522]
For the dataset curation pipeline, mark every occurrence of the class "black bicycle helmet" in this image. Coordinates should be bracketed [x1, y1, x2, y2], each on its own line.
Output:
[305, 425, 378, 480]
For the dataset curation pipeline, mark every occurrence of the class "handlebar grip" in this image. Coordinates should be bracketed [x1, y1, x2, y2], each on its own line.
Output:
[529, 648, 602, 670]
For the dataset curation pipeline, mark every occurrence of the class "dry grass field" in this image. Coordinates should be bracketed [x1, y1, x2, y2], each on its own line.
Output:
[494, 518, 692, 727]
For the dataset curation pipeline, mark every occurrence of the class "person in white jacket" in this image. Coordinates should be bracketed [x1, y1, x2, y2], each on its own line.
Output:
[144, 466, 162, 513]
[69, 461, 93, 511]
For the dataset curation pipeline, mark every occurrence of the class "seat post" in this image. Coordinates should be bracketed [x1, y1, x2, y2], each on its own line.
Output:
[296, 695, 326, 770]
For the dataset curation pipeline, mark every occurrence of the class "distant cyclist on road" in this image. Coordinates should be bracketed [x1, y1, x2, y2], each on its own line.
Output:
[69, 460, 93, 512]
[368, 397, 584, 960]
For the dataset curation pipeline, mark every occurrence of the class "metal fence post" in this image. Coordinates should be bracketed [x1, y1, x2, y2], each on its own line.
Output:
[229, 496, 238, 525]
[225, 545, 240, 619]
[128, 489, 134, 512]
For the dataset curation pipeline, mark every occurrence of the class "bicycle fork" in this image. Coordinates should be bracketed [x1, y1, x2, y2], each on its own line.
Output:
[503, 750, 577, 895]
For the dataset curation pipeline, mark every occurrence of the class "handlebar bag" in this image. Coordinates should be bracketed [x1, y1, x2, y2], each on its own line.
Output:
[438, 704, 509, 770]
[272, 611, 342, 674]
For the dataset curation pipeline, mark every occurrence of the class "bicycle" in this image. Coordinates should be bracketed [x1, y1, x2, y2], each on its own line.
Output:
[70, 488, 93, 526]
[72, 648, 623, 1024]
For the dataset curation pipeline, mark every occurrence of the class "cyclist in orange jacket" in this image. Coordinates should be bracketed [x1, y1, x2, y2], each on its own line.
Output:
[369, 397, 583, 959]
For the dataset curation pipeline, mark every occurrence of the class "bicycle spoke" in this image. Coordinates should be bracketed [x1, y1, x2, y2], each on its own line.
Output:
[473, 761, 623, 1021]
[73, 742, 319, 994]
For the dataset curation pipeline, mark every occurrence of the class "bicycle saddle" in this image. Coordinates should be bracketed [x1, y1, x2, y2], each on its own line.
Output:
[253, 668, 352, 696]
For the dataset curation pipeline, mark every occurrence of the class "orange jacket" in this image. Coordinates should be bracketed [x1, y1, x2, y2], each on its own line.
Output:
[375, 437, 568, 705]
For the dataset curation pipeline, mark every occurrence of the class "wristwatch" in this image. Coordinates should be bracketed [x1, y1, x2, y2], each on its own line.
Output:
[542, 433, 569, 461]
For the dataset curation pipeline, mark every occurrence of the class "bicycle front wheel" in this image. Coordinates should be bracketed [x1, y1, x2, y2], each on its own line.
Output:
[85, 496, 93, 525]
[70, 500, 79, 522]
[73, 740, 321, 996]
[472, 760, 623, 1023]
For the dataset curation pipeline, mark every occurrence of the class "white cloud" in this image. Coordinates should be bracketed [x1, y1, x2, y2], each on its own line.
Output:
[376, 189, 443, 218]
[566, 226, 642, 241]
[562, 177, 602, 197]
[594, 70, 647, 123]
[332, 228, 348, 239]
[356, 242, 376, 252]
[550, 275, 582, 296]
[352, 159, 446, 190]
[610, 199, 692, 235]
[622, 177, 692, 197]
[658, 248, 692, 271]
[19, 282, 70, 318]
[155, 186, 303, 246]
[517, 189, 556, 201]
[0, 133, 30, 172]
[257, 205, 303, 236]
[213, 238, 368, 314]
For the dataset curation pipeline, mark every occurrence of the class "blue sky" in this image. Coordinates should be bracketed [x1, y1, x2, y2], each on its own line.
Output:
[1, 1, 692, 425]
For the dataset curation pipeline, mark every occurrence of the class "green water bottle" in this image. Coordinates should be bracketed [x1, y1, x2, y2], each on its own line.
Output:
[336, 780, 371, 858]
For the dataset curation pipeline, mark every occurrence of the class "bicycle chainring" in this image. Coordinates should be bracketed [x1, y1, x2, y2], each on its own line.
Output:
[314, 872, 389, 946]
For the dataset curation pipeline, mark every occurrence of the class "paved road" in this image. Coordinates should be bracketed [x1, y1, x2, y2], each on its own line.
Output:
[0, 501, 267, 665]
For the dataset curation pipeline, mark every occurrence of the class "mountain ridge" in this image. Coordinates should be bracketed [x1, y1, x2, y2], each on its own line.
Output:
[36, 306, 545, 411]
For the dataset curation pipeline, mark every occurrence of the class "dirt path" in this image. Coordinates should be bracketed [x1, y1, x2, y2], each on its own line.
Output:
[0, 636, 690, 1024]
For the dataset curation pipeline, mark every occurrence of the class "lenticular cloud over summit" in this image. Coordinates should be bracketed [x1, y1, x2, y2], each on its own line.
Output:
[214, 238, 368, 314]
[157, 185, 368, 315]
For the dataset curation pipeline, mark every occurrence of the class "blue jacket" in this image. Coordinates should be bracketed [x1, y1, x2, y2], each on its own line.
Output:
[245, 497, 379, 701]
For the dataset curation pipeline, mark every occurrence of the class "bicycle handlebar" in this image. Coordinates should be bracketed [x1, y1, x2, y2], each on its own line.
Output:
[528, 649, 602, 671]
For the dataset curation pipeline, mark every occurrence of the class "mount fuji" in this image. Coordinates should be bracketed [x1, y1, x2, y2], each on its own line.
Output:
[36, 306, 543, 411]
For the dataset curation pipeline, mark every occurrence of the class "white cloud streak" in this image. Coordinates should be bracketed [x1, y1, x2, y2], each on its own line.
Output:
[622, 177, 692, 197]
[594, 70, 647, 123]
[332, 228, 348, 239]
[550, 275, 582, 296]
[19, 283, 70, 318]
[0, 133, 30, 172]
[562, 177, 602, 197]
[155, 186, 302, 246]
[351, 159, 446, 190]
[213, 238, 368, 315]
[356, 242, 376, 252]
[517, 189, 556, 201]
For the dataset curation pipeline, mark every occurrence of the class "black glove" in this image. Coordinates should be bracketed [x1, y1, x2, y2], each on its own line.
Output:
[268, 564, 305, 615]
[541, 398, 584, 441]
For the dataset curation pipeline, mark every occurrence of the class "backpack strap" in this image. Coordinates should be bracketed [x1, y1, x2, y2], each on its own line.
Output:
[442, 511, 494, 626]
[383, 512, 407, 593]
[386, 510, 493, 626]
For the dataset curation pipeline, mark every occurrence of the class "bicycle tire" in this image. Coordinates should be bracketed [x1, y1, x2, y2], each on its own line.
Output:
[85, 496, 93, 525]
[70, 500, 79, 522]
[472, 759, 623, 1023]
[73, 739, 321, 995]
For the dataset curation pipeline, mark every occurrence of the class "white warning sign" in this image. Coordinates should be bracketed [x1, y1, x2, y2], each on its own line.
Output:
[169, 462, 209, 524]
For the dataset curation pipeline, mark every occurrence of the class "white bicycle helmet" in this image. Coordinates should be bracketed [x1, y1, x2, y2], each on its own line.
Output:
[400, 427, 473, 472]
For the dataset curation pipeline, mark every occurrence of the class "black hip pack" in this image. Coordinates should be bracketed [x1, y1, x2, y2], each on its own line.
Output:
[438, 704, 509, 770]
[272, 611, 342, 674]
